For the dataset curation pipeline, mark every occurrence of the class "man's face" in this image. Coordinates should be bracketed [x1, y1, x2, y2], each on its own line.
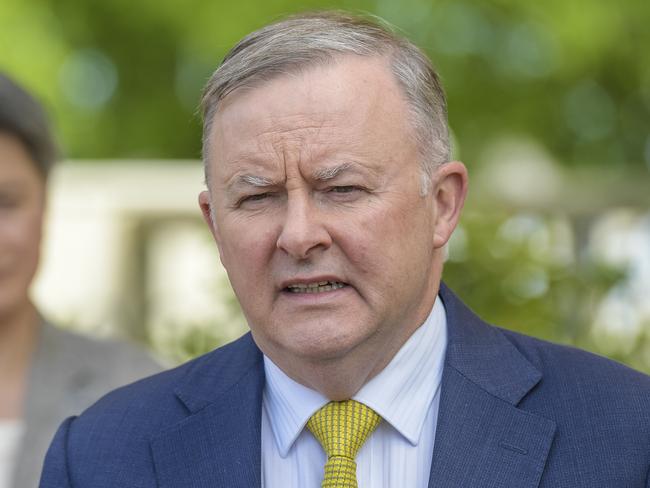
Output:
[0, 132, 45, 320]
[201, 56, 451, 382]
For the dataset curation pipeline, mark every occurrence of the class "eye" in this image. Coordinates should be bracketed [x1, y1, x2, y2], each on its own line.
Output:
[0, 194, 20, 209]
[237, 192, 273, 208]
[245, 193, 270, 201]
[329, 186, 359, 194]
[323, 185, 366, 203]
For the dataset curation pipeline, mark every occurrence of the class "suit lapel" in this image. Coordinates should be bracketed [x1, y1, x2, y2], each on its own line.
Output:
[150, 334, 264, 488]
[429, 285, 557, 488]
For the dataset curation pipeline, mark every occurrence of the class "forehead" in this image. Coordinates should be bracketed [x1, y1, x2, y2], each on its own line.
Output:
[0, 132, 41, 184]
[207, 55, 416, 181]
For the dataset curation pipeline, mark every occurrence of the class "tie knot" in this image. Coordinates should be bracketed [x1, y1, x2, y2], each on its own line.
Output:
[307, 400, 381, 459]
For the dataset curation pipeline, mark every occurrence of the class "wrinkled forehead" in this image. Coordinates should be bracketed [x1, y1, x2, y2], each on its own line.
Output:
[214, 51, 343, 112]
[207, 54, 413, 165]
[202, 53, 417, 175]
[216, 53, 396, 117]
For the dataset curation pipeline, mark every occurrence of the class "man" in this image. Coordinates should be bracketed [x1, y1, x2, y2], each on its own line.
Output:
[40, 12, 650, 488]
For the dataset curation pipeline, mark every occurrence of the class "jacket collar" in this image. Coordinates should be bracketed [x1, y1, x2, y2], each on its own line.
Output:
[429, 284, 556, 488]
[173, 332, 264, 414]
[439, 283, 542, 405]
[151, 333, 265, 488]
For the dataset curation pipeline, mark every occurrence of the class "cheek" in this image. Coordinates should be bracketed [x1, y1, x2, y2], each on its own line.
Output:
[339, 198, 433, 285]
[18, 215, 43, 276]
[218, 221, 276, 286]
[345, 197, 426, 260]
[0, 211, 43, 306]
[0, 210, 42, 255]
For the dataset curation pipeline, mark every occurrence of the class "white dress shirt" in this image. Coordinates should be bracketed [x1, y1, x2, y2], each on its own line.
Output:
[0, 420, 24, 488]
[261, 296, 447, 487]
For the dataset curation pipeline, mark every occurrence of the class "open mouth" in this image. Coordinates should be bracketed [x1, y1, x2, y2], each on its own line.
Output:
[284, 281, 348, 294]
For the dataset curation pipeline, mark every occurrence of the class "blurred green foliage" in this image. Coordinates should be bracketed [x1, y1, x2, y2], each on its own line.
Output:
[443, 208, 643, 366]
[444, 206, 650, 374]
[2, 1, 649, 371]
[2, 0, 649, 169]
[156, 271, 247, 364]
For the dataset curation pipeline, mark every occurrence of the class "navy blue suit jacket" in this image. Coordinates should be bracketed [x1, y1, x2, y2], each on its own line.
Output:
[40, 285, 650, 487]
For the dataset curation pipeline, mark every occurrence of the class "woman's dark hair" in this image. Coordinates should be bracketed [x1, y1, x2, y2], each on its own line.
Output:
[0, 72, 58, 178]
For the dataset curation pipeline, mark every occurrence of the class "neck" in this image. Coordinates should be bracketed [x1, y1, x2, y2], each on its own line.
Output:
[0, 299, 40, 418]
[291, 354, 388, 401]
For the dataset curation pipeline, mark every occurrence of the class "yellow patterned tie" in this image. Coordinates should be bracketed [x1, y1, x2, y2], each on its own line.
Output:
[307, 400, 382, 488]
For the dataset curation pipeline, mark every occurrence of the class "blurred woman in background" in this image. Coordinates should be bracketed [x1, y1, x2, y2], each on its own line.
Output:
[0, 72, 161, 488]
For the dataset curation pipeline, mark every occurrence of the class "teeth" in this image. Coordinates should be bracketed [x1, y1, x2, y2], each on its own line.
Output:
[286, 281, 346, 293]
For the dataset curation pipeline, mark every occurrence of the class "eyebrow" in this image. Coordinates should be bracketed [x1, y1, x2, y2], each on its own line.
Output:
[0, 182, 26, 192]
[311, 162, 354, 181]
[226, 161, 364, 191]
[237, 174, 276, 187]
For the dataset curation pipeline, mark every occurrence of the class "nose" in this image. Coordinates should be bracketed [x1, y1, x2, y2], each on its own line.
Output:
[276, 192, 332, 260]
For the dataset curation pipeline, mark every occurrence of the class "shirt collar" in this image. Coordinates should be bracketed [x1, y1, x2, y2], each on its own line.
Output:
[263, 296, 448, 456]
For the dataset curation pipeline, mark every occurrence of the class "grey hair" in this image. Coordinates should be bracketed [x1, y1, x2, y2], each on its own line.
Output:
[200, 11, 450, 193]
[0, 72, 58, 179]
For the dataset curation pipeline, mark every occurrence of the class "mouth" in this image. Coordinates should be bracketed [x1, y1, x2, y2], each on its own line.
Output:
[284, 280, 348, 294]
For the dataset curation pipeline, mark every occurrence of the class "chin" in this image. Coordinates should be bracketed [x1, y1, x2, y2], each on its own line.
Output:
[288, 328, 368, 362]
[253, 315, 372, 362]
[0, 298, 24, 322]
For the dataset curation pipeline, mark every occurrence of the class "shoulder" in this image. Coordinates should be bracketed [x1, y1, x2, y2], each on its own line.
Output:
[440, 283, 650, 406]
[442, 282, 650, 442]
[41, 334, 263, 486]
[499, 327, 650, 421]
[494, 329, 650, 484]
[502, 327, 650, 394]
[42, 321, 153, 362]
[38, 321, 162, 384]
[66, 332, 261, 440]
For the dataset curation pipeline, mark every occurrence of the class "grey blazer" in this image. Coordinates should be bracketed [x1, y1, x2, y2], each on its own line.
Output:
[11, 321, 162, 488]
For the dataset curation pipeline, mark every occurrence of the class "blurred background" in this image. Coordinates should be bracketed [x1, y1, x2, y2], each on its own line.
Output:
[1, 0, 649, 370]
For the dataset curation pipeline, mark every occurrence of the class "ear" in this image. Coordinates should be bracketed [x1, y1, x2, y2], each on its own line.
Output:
[198, 190, 221, 246]
[431, 161, 468, 249]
